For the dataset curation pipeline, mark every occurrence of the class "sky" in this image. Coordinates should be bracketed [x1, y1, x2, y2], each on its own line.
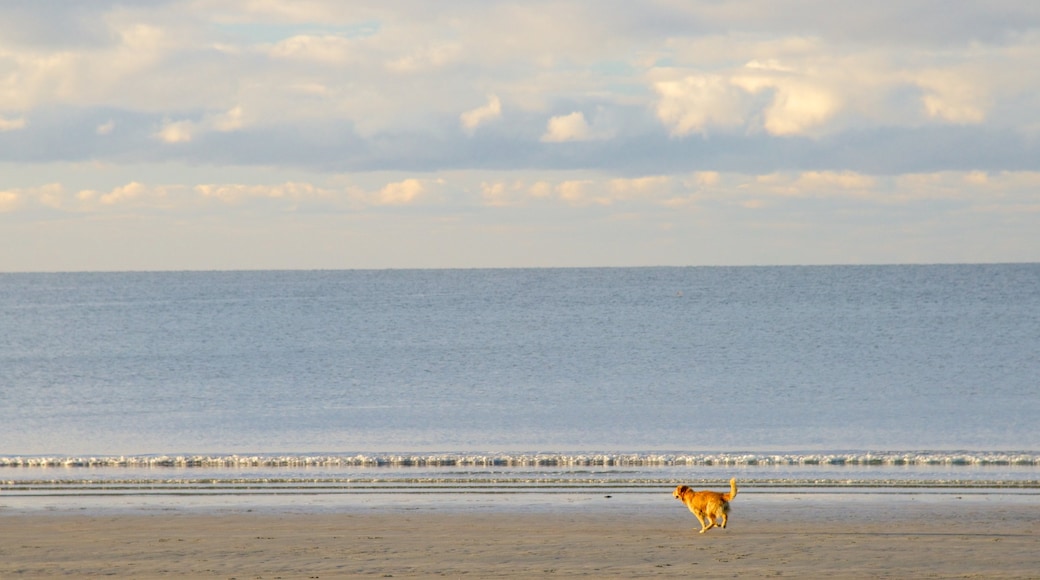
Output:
[2, 0, 1040, 272]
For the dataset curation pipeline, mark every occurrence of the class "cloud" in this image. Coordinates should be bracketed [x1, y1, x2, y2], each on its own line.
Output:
[0, 183, 65, 211]
[0, 116, 27, 132]
[556, 179, 597, 204]
[0, 2, 123, 50]
[72, 182, 177, 210]
[210, 106, 245, 131]
[541, 112, 594, 142]
[376, 178, 425, 205]
[479, 181, 510, 206]
[653, 75, 748, 136]
[655, 54, 847, 138]
[1, 1, 1038, 270]
[154, 106, 247, 143]
[734, 76, 840, 136]
[155, 119, 195, 143]
[687, 171, 721, 187]
[269, 35, 355, 63]
[98, 181, 149, 205]
[651, 34, 1034, 139]
[479, 179, 531, 207]
[4, 170, 1040, 223]
[752, 171, 877, 198]
[386, 43, 462, 72]
[73, 181, 329, 211]
[0, 190, 20, 212]
[528, 181, 553, 198]
[460, 95, 502, 133]
[0, 3, 1038, 176]
[194, 182, 328, 204]
[608, 176, 672, 201]
[915, 69, 988, 124]
[478, 176, 676, 207]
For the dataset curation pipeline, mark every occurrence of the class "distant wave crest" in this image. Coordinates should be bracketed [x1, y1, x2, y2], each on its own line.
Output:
[3, 451, 1039, 469]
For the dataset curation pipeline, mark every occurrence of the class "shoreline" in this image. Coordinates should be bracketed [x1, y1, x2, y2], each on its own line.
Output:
[3, 494, 1037, 578]
[4, 486, 1038, 515]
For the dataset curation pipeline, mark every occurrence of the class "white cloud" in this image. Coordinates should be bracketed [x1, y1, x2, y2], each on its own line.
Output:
[688, 171, 721, 187]
[0, 116, 27, 131]
[753, 171, 876, 198]
[155, 119, 195, 143]
[556, 179, 597, 204]
[210, 106, 245, 131]
[386, 43, 462, 72]
[796, 171, 875, 192]
[121, 169, 1040, 209]
[655, 55, 846, 137]
[735, 76, 840, 136]
[876, 171, 1040, 208]
[154, 106, 247, 143]
[528, 181, 553, 198]
[542, 112, 594, 142]
[480, 179, 535, 207]
[2, 2, 1034, 152]
[195, 182, 327, 204]
[963, 171, 989, 186]
[915, 69, 988, 124]
[478, 175, 676, 207]
[0, 190, 20, 212]
[269, 35, 355, 63]
[73, 182, 176, 209]
[479, 181, 509, 206]
[99, 181, 149, 205]
[460, 95, 502, 133]
[608, 176, 671, 201]
[0, 20, 172, 111]
[377, 178, 424, 205]
[1, 2, 1039, 264]
[0, 183, 65, 210]
[651, 35, 1032, 138]
[653, 75, 748, 136]
[745, 59, 797, 74]
[4, 168, 1034, 271]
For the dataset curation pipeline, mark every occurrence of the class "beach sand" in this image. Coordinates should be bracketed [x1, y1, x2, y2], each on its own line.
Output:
[2, 494, 1037, 578]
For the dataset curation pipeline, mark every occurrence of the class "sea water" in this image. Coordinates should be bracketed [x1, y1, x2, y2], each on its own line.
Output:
[2, 265, 1038, 508]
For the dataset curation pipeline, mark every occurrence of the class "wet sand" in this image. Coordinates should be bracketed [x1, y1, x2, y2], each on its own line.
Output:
[2, 494, 1037, 578]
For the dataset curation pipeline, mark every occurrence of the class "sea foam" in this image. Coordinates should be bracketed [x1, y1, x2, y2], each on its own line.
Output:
[2, 451, 1038, 469]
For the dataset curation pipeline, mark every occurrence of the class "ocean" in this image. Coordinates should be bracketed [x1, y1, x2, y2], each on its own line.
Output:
[2, 264, 1038, 509]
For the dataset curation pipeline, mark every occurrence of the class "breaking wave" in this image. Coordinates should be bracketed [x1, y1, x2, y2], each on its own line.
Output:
[3, 451, 1039, 468]
[4, 451, 1039, 502]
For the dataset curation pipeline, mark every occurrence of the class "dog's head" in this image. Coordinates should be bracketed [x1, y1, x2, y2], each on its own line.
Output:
[673, 485, 691, 500]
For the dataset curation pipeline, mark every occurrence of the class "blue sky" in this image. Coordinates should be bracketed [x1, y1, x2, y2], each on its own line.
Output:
[2, 1, 1039, 271]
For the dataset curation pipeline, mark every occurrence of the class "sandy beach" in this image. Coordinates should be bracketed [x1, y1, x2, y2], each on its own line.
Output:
[2, 493, 1037, 578]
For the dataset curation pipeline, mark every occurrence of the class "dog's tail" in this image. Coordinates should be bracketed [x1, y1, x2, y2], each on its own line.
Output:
[724, 477, 738, 501]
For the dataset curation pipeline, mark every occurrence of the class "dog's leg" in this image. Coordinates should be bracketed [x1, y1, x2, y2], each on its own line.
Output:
[693, 512, 709, 532]
[698, 514, 716, 533]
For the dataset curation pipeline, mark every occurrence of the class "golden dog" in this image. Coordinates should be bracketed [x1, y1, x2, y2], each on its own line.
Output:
[673, 478, 738, 533]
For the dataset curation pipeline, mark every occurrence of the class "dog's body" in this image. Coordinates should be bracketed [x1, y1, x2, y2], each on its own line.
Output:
[673, 478, 738, 533]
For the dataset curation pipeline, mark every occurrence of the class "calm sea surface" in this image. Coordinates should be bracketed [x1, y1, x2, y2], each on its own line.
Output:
[2, 265, 1039, 505]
